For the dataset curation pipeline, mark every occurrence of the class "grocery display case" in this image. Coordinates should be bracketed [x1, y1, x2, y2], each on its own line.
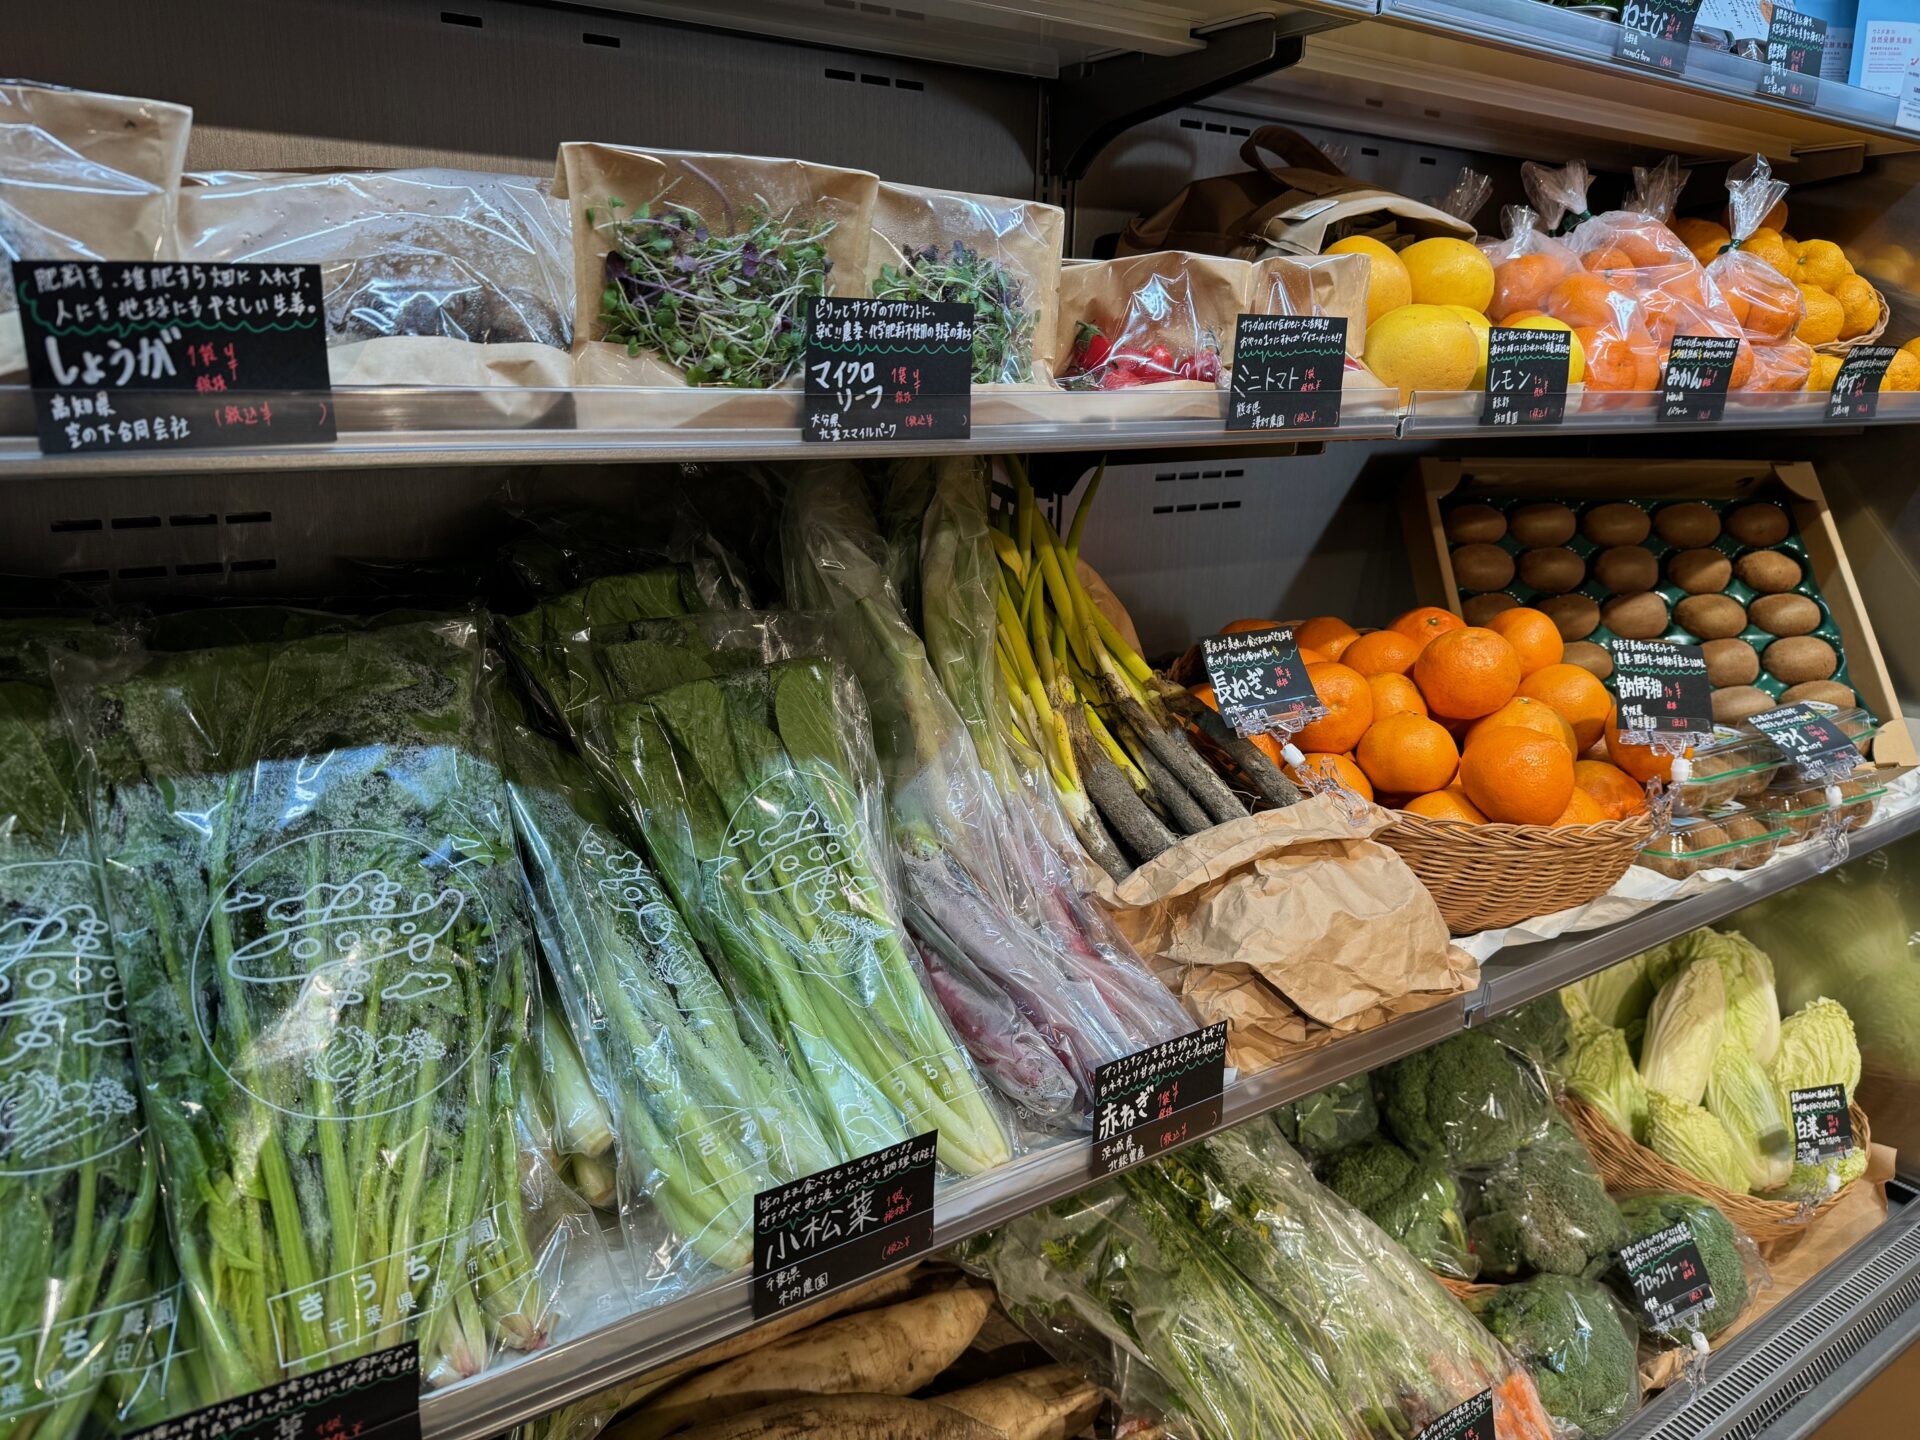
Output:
[12, 1, 1920, 1437]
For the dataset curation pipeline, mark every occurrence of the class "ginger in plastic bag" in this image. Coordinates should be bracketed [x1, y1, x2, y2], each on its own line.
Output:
[1706, 156, 1808, 347]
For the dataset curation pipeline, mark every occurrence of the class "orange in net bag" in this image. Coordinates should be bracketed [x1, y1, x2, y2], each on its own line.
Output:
[1478, 206, 1580, 322]
[1705, 155, 1807, 346]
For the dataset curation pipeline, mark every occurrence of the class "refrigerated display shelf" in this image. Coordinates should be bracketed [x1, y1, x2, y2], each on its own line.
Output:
[9, 383, 1920, 477]
[1615, 1192, 1920, 1440]
[417, 790, 1920, 1439]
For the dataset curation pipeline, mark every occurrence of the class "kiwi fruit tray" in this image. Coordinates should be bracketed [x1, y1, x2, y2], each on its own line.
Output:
[1441, 494, 1855, 724]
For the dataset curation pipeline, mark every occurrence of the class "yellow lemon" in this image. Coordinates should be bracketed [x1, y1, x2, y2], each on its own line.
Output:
[1363, 303, 1481, 399]
[1794, 284, 1844, 346]
[1806, 353, 1842, 391]
[1400, 237, 1496, 313]
[1509, 315, 1587, 384]
[1832, 274, 1880, 340]
[1327, 236, 1412, 325]
[1887, 350, 1920, 393]
[1795, 238, 1854, 292]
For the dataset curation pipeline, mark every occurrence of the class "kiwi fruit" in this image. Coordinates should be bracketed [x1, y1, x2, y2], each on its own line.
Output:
[1452, 542, 1517, 592]
[1726, 502, 1791, 547]
[1654, 501, 1720, 548]
[1510, 502, 1578, 547]
[1702, 637, 1760, 687]
[1646, 821, 1729, 878]
[1712, 686, 1777, 723]
[1735, 549, 1802, 594]
[1748, 592, 1821, 636]
[1781, 680, 1857, 707]
[1667, 547, 1733, 594]
[1674, 593, 1749, 640]
[1721, 814, 1777, 868]
[1518, 546, 1587, 594]
[1445, 504, 1507, 544]
[1540, 594, 1602, 641]
[1764, 634, 1839, 685]
[1591, 545, 1659, 594]
[1602, 592, 1670, 640]
[1463, 592, 1520, 626]
[1563, 640, 1613, 680]
[1581, 502, 1652, 547]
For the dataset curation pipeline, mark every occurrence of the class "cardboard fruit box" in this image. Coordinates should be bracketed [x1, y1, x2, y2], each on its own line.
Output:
[1402, 456, 1916, 769]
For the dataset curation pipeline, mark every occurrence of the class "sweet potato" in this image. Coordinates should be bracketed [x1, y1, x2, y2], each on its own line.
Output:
[931, 1364, 1105, 1440]
[671, 1394, 1004, 1440]
[620, 1283, 995, 1439]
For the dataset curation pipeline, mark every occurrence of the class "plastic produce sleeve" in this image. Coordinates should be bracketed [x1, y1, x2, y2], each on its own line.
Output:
[1053, 252, 1250, 391]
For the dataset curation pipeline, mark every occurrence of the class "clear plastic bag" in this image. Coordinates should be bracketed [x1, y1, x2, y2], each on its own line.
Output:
[1479, 206, 1581, 323]
[1705, 156, 1806, 347]
[0, 81, 191, 375]
[1321, 1138, 1478, 1281]
[496, 683, 839, 1300]
[1379, 1029, 1556, 1168]
[1248, 253, 1370, 356]
[868, 182, 1065, 385]
[1595, 1191, 1768, 1348]
[176, 168, 573, 348]
[1520, 159, 1595, 237]
[1471, 1274, 1643, 1438]
[1055, 253, 1247, 389]
[1461, 1118, 1629, 1282]
[1276, 1074, 1380, 1154]
[1623, 156, 1690, 224]
[783, 463, 1191, 1131]
[55, 618, 592, 1396]
[1438, 166, 1493, 225]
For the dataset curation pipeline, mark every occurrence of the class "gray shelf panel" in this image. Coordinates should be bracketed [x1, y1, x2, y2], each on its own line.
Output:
[1616, 1195, 1920, 1440]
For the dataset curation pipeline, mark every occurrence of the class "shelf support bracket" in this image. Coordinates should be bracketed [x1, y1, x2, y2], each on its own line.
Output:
[1043, 16, 1305, 183]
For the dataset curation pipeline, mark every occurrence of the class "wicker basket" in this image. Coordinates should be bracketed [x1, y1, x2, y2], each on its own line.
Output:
[1564, 1093, 1872, 1253]
[1379, 810, 1653, 934]
[1812, 286, 1890, 356]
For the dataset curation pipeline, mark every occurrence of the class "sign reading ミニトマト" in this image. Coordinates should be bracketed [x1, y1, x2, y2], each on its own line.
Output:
[15, 259, 334, 455]
[804, 297, 973, 442]
[1227, 314, 1346, 430]
[752, 1133, 937, 1318]
[1090, 1024, 1228, 1178]
[124, 1342, 419, 1440]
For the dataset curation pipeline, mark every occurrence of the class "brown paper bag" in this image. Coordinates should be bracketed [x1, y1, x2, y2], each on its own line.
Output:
[1053, 253, 1251, 409]
[868, 181, 1064, 385]
[1, 82, 192, 378]
[1090, 795, 1478, 1071]
[1250, 253, 1370, 356]
[553, 143, 877, 391]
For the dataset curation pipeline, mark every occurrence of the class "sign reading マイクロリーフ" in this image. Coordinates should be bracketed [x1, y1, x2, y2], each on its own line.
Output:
[804, 297, 973, 442]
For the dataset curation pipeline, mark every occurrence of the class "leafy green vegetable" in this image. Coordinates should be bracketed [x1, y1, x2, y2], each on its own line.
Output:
[1566, 1020, 1648, 1143]
[60, 620, 553, 1395]
[1640, 952, 1725, 1106]
[1601, 1193, 1752, 1341]
[872, 242, 1036, 384]
[1277, 1075, 1380, 1155]
[1646, 1093, 1749, 1193]
[1773, 998, 1863, 1096]
[1564, 952, 1654, 1049]
[1322, 1138, 1475, 1280]
[1465, 1120, 1627, 1281]
[1483, 995, 1573, 1071]
[1380, 1030, 1552, 1167]
[1473, 1275, 1640, 1437]
[1705, 1043, 1791, 1193]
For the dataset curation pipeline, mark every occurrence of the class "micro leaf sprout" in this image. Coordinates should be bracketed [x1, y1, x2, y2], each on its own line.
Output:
[872, 242, 1035, 384]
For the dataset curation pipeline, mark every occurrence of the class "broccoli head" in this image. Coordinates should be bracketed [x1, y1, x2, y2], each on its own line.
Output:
[1286, 1074, 1380, 1155]
[1323, 1138, 1474, 1279]
[1602, 1192, 1750, 1340]
[1474, 1275, 1639, 1437]
[1380, 1030, 1552, 1167]
[1483, 994, 1572, 1071]
[1467, 1120, 1627, 1280]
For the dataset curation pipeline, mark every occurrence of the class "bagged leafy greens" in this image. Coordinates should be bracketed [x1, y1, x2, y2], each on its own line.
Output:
[1275, 1074, 1379, 1155]
[57, 618, 588, 1397]
[0, 620, 207, 1436]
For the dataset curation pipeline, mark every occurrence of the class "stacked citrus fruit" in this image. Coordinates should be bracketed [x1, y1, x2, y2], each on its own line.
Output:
[1208, 607, 1657, 826]
[1328, 235, 1501, 399]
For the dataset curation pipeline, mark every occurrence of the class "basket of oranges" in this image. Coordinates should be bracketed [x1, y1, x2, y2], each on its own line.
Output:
[1285, 607, 1656, 935]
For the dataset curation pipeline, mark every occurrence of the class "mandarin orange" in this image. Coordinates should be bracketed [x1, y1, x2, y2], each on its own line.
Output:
[1518, 663, 1616, 751]
[1459, 728, 1576, 824]
[1413, 626, 1523, 719]
[1356, 713, 1461, 795]
[1294, 662, 1374, 752]
[1341, 629, 1423, 677]
[1484, 607, 1564, 676]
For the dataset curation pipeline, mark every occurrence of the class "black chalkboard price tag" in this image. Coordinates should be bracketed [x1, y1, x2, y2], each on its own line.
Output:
[1481, 326, 1570, 427]
[1759, 8, 1825, 105]
[1828, 345, 1900, 421]
[1609, 638, 1713, 739]
[804, 297, 973, 442]
[1660, 335, 1743, 423]
[124, 1343, 419, 1440]
[1790, 1084, 1853, 1165]
[1227, 314, 1347, 430]
[1744, 701, 1857, 767]
[1200, 627, 1321, 734]
[752, 1134, 937, 1319]
[1090, 1023, 1228, 1179]
[15, 259, 335, 455]
[1621, 1223, 1716, 1333]
[1616, 0, 1701, 74]
[1416, 1390, 1494, 1440]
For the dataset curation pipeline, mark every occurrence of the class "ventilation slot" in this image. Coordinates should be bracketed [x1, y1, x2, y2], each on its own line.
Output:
[115, 566, 167, 580]
[50, 518, 101, 533]
[1229, 125, 1250, 136]
[825, 67, 856, 81]
[1180, 119, 1203, 130]
[228, 558, 278, 574]
[60, 569, 110, 583]
[169, 513, 218, 527]
[440, 10, 482, 27]
[583, 31, 619, 47]
[224, 511, 272, 525]
[1204, 122, 1226, 133]
[110, 515, 161, 530]
[1361, 146, 1380, 157]
[1152, 505, 1173, 514]
[174, 562, 225, 577]
[1418, 155, 1437, 165]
